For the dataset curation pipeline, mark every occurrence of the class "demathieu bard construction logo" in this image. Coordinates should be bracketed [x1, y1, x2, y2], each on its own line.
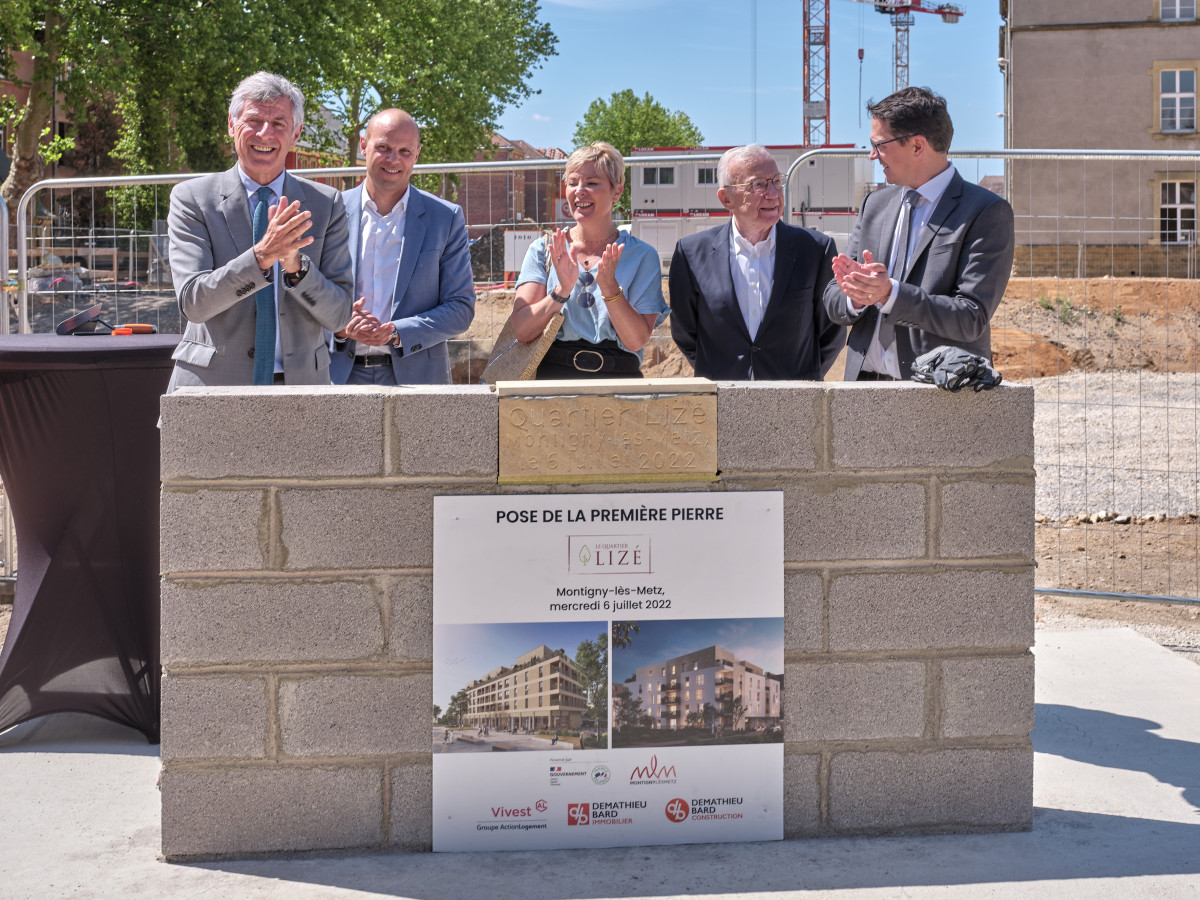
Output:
[630, 754, 677, 786]
[568, 535, 652, 574]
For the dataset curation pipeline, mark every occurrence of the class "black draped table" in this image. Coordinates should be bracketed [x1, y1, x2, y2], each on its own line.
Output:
[0, 334, 178, 742]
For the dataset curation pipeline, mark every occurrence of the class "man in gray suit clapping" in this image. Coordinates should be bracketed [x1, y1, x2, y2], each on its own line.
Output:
[824, 86, 1014, 382]
[166, 71, 353, 390]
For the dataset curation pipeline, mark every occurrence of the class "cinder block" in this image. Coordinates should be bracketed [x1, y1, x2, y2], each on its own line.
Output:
[393, 387, 497, 477]
[389, 763, 433, 849]
[830, 383, 1034, 470]
[784, 573, 823, 652]
[279, 674, 432, 757]
[941, 656, 1035, 739]
[388, 575, 433, 662]
[940, 481, 1035, 559]
[783, 482, 926, 562]
[160, 675, 267, 761]
[161, 580, 382, 665]
[160, 490, 265, 573]
[783, 752, 821, 838]
[717, 383, 824, 473]
[829, 747, 1033, 832]
[161, 766, 383, 858]
[161, 388, 385, 480]
[829, 569, 1034, 651]
[280, 487, 436, 570]
[785, 662, 926, 742]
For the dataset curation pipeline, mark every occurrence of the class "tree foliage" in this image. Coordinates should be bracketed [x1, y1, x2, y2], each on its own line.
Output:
[319, 0, 557, 166]
[614, 690, 643, 730]
[574, 632, 609, 739]
[572, 89, 703, 211]
[0, 0, 557, 211]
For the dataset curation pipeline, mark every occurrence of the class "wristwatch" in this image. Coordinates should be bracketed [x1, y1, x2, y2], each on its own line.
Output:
[283, 253, 311, 287]
[388, 329, 402, 349]
[548, 287, 569, 304]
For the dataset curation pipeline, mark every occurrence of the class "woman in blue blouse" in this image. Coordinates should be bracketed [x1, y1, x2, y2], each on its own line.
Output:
[511, 141, 669, 379]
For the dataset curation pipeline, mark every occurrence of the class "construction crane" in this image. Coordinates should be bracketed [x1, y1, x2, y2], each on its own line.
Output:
[803, 0, 963, 147]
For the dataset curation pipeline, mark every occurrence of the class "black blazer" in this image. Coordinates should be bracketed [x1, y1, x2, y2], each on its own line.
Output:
[669, 222, 845, 380]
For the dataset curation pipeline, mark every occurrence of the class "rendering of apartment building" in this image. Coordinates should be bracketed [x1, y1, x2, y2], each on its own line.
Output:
[463, 644, 586, 732]
[1002, 0, 1199, 276]
[619, 644, 781, 731]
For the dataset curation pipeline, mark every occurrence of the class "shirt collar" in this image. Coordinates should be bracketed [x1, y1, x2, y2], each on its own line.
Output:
[911, 163, 956, 209]
[730, 218, 777, 254]
[236, 164, 287, 201]
[363, 183, 410, 218]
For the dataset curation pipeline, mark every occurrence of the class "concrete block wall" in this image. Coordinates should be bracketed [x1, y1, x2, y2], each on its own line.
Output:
[159, 381, 1035, 859]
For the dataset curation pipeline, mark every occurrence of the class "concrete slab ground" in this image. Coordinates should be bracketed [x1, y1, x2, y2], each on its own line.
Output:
[2, 626, 1198, 899]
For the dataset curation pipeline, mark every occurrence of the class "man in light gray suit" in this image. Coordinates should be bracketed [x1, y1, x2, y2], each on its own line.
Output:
[329, 108, 475, 385]
[167, 72, 353, 390]
[823, 86, 1014, 381]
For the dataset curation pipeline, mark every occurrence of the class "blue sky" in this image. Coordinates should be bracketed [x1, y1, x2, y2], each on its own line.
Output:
[611, 618, 784, 683]
[497, 0, 1005, 178]
[433, 621, 606, 710]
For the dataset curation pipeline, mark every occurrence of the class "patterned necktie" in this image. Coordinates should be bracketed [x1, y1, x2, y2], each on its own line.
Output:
[878, 189, 920, 351]
[251, 186, 276, 385]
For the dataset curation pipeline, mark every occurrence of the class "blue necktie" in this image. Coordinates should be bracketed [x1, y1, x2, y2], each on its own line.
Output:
[879, 189, 920, 351]
[251, 186, 276, 385]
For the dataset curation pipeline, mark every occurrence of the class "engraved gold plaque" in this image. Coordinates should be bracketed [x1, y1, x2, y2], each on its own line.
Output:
[497, 379, 718, 484]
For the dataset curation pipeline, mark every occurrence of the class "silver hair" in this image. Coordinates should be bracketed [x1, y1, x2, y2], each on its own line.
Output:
[229, 72, 305, 128]
[716, 143, 773, 189]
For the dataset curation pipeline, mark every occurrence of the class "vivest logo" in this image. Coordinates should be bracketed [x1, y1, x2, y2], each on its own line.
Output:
[568, 535, 652, 574]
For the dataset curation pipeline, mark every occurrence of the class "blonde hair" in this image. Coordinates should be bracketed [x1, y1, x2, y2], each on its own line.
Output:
[564, 141, 625, 190]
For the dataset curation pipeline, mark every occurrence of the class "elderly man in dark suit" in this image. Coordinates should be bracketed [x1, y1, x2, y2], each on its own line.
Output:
[823, 86, 1015, 381]
[668, 144, 845, 380]
[166, 71, 353, 390]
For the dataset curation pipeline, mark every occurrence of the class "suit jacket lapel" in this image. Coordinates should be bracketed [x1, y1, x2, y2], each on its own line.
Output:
[702, 223, 751, 343]
[906, 171, 963, 281]
[217, 167, 254, 251]
[760, 224, 797, 334]
[343, 184, 363, 288]
[392, 188, 426, 316]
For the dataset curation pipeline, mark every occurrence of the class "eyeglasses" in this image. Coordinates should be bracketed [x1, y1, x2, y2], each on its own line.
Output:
[870, 134, 914, 153]
[576, 269, 596, 308]
[726, 174, 784, 195]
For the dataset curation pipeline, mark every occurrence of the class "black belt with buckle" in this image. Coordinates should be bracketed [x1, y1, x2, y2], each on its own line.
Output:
[856, 370, 898, 381]
[353, 354, 393, 368]
[543, 340, 641, 375]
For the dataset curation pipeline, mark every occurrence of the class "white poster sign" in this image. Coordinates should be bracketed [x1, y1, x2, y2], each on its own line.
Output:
[433, 491, 784, 852]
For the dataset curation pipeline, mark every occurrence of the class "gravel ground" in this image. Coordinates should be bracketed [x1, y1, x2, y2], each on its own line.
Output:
[1025, 371, 1200, 518]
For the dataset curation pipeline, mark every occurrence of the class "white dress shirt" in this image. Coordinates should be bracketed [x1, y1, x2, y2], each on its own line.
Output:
[854, 163, 957, 377]
[355, 184, 409, 356]
[729, 219, 776, 342]
[236, 165, 287, 373]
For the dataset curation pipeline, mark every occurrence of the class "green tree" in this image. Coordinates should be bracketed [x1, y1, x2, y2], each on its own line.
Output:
[432, 703, 443, 724]
[612, 621, 640, 649]
[614, 690, 643, 730]
[728, 694, 746, 731]
[572, 89, 704, 212]
[574, 632, 609, 742]
[445, 689, 469, 727]
[318, 0, 556, 167]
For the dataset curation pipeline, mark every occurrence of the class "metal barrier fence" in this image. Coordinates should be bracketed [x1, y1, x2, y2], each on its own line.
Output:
[4, 150, 1200, 602]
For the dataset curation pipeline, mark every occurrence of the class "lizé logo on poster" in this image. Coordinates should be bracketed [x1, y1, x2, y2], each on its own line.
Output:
[630, 754, 677, 785]
[568, 535, 651, 574]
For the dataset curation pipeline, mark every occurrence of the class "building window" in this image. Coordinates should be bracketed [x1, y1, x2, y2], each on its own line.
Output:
[643, 167, 675, 186]
[1161, 181, 1196, 243]
[1162, 0, 1196, 21]
[697, 167, 715, 185]
[1160, 69, 1196, 132]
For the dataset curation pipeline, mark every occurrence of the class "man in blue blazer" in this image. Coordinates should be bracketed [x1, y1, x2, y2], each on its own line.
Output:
[823, 87, 1015, 381]
[330, 109, 475, 385]
[669, 144, 845, 381]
